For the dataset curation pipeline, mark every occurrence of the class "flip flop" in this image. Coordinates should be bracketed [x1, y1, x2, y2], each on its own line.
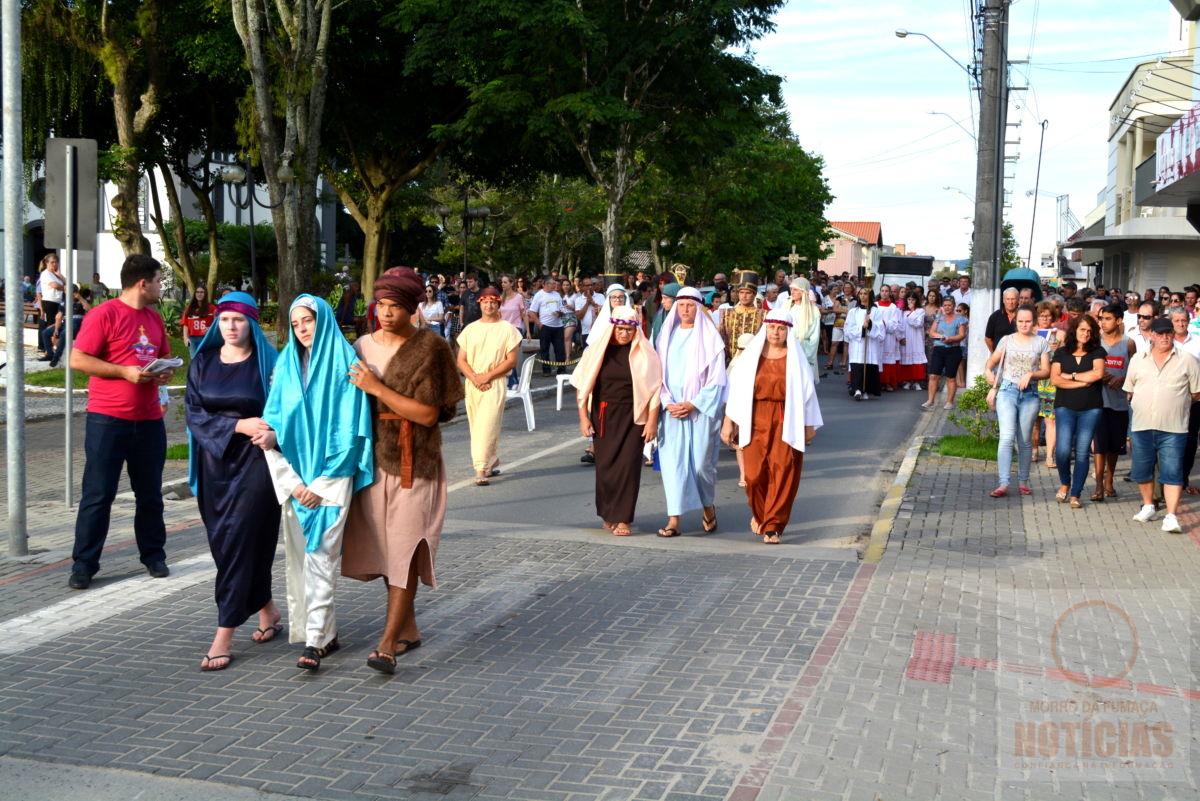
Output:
[474, 478, 490, 486]
[762, 532, 781, 545]
[612, 526, 632, 537]
[394, 639, 422, 656]
[366, 650, 396, 675]
[657, 527, 680, 538]
[488, 469, 502, 477]
[701, 512, 718, 532]
[200, 653, 233, 672]
[252, 623, 283, 644]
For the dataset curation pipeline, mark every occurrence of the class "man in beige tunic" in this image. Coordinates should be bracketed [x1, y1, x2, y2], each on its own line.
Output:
[456, 286, 522, 485]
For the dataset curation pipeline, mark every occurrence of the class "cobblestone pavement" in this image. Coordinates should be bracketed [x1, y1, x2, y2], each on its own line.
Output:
[3, 389, 1196, 799]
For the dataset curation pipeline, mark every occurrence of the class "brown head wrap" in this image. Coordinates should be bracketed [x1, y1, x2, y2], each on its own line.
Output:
[479, 287, 501, 301]
[373, 266, 424, 313]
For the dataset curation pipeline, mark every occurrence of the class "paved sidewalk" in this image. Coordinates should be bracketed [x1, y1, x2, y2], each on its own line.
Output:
[751, 412, 1199, 800]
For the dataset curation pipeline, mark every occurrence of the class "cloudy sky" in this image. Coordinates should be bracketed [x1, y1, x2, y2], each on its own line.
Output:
[751, 1, 1185, 261]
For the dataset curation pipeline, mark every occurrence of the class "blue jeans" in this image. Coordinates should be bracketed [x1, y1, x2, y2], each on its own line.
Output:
[1130, 430, 1187, 486]
[995, 381, 1039, 486]
[71, 413, 167, 576]
[1054, 406, 1102, 498]
[39, 316, 82, 362]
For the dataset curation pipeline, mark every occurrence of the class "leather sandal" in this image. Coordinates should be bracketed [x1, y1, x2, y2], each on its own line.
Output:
[297, 637, 340, 671]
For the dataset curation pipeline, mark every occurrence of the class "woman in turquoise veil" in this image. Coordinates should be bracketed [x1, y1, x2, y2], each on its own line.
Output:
[260, 295, 374, 671]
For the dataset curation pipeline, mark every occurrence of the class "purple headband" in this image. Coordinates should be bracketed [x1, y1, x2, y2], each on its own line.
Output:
[610, 318, 639, 327]
[216, 300, 259, 321]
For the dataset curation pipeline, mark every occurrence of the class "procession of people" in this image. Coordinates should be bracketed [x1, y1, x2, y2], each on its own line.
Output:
[61, 252, 1200, 675]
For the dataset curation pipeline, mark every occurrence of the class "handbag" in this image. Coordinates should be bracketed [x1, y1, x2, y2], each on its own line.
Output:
[986, 340, 1007, 411]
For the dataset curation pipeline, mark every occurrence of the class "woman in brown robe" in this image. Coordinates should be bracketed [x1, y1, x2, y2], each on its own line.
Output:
[344, 266, 464, 674]
[571, 306, 661, 536]
[722, 307, 823, 544]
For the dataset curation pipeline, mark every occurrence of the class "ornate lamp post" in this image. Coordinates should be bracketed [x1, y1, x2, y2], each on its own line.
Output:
[436, 192, 490, 276]
[220, 156, 293, 302]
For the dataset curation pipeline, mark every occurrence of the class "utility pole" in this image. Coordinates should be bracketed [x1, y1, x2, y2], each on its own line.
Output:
[966, 0, 1010, 382]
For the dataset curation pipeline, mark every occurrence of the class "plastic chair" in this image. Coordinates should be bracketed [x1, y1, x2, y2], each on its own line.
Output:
[510, 355, 536, 431]
[555, 373, 573, 411]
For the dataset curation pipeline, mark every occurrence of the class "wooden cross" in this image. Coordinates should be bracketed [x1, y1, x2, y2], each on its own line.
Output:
[781, 245, 804, 268]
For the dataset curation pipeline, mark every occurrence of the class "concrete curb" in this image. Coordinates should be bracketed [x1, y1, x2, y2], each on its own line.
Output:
[862, 435, 924, 564]
[0, 381, 187, 396]
[861, 403, 947, 565]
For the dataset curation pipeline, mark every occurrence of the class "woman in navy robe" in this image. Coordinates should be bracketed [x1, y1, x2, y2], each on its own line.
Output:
[185, 292, 281, 671]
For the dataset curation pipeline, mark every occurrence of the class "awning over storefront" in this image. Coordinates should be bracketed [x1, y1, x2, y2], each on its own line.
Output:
[1066, 233, 1199, 248]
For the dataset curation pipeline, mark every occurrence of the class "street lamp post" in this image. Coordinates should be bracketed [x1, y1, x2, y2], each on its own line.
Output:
[220, 159, 292, 302]
[898, 4, 1010, 381]
[436, 192, 491, 276]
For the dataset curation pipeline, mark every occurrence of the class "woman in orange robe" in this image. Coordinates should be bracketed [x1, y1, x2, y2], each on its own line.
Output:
[722, 307, 823, 544]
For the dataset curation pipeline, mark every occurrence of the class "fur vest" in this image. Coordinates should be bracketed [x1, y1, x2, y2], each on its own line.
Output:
[373, 328, 463, 481]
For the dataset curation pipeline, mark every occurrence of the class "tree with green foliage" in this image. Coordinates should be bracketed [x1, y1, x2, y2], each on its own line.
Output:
[144, 8, 245, 299]
[24, 0, 176, 256]
[626, 113, 833, 277]
[444, 0, 784, 276]
[320, 0, 477, 296]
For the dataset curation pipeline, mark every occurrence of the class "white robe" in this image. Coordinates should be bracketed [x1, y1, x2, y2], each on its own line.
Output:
[877, 303, 903, 364]
[265, 449, 351, 648]
[844, 306, 887, 366]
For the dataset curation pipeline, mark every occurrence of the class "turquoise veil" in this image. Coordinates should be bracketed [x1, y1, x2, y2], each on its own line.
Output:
[262, 294, 374, 551]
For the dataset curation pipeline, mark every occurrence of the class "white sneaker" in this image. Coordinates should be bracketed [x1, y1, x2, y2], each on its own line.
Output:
[854, 390, 863, 401]
[921, 400, 934, 410]
[1161, 513, 1182, 533]
[1132, 504, 1158, 523]
[943, 402, 954, 410]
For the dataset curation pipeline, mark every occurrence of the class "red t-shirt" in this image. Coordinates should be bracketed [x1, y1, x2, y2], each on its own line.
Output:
[182, 304, 215, 337]
[73, 298, 171, 421]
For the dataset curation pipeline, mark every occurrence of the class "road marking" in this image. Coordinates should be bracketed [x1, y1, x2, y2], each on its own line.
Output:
[445, 436, 585, 493]
[902, 630, 1199, 699]
[0, 437, 587, 653]
[0, 550, 217, 655]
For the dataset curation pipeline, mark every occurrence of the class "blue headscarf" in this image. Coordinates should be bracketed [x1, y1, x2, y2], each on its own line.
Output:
[186, 292, 278, 497]
[263, 294, 374, 552]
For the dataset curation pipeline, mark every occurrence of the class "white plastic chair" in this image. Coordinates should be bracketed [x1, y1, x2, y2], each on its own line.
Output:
[555, 373, 573, 411]
[511, 355, 536, 431]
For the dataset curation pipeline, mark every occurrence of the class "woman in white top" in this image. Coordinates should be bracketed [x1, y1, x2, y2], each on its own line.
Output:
[899, 290, 927, 390]
[984, 305, 1051, 498]
[417, 285, 445, 336]
[36, 252, 66, 350]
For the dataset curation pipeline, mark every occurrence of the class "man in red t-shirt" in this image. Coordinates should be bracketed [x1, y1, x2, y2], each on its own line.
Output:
[68, 255, 176, 590]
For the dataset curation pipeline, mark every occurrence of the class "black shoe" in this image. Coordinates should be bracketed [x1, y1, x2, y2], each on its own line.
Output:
[48, 359, 59, 368]
[580, 451, 595, 464]
[36, 355, 52, 362]
[68, 570, 91, 590]
[146, 560, 170, 578]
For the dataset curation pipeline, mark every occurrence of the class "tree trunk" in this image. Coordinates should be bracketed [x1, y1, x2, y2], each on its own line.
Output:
[109, 74, 151, 256]
[146, 164, 194, 297]
[358, 204, 390, 298]
[232, 0, 333, 335]
[601, 191, 623, 275]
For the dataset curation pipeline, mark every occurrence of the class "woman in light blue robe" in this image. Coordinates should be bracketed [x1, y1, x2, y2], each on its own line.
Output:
[261, 295, 374, 671]
[654, 287, 727, 537]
